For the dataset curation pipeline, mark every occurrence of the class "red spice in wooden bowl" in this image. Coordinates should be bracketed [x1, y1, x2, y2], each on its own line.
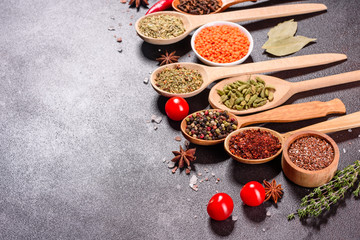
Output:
[228, 129, 281, 160]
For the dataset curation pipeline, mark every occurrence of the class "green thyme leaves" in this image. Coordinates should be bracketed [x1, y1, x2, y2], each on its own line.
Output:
[262, 19, 316, 56]
[216, 76, 275, 111]
[138, 15, 186, 39]
[288, 160, 360, 220]
[155, 65, 203, 93]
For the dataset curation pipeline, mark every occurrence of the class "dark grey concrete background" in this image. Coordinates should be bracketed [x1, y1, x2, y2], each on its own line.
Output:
[0, 0, 359, 239]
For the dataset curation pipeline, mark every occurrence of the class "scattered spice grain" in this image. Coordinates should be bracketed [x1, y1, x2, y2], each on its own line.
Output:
[228, 129, 281, 159]
[194, 25, 250, 63]
[288, 136, 334, 171]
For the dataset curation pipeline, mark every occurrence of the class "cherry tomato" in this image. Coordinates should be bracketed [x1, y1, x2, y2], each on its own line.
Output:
[207, 193, 234, 221]
[240, 181, 265, 207]
[165, 97, 189, 121]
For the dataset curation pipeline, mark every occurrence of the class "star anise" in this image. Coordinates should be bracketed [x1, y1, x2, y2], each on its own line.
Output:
[263, 179, 283, 204]
[171, 146, 196, 174]
[129, 0, 148, 8]
[156, 51, 180, 66]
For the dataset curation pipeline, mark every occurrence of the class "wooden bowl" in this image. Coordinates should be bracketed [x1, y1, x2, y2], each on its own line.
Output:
[281, 130, 340, 188]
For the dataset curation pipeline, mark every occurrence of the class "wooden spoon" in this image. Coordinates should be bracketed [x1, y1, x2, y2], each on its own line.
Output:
[136, 3, 327, 45]
[151, 53, 347, 98]
[209, 70, 360, 115]
[180, 99, 345, 146]
[224, 111, 360, 164]
[173, 0, 256, 15]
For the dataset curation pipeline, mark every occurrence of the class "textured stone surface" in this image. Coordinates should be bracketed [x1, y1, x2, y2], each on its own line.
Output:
[0, 0, 359, 239]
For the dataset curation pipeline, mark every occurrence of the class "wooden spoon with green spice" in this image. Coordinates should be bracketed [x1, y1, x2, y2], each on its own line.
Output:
[180, 98, 346, 146]
[136, 3, 327, 45]
[150, 53, 347, 98]
[209, 70, 360, 115]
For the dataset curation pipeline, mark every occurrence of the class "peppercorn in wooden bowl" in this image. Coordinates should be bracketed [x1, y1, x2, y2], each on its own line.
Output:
[281, 130, 340, 188]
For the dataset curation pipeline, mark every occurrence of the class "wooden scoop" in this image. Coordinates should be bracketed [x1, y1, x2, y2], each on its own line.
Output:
[151, 53, 347, 98]
[136, 3, 327, 45]
[180, 99, 345, 146]
[209, 70, 360, 115]
[173, 0, 256, 15]
[224, 111, 360, 164]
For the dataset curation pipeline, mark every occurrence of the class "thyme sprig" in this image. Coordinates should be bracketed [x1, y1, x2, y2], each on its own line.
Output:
[288, 160, 360, 220]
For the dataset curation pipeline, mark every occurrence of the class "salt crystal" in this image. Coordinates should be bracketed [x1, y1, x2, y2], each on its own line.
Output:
[211, 173, 215, 177]
[162, 158, 166, 163]
[187, 198, 191, 202]
[348, 129, 352, 132]
[158, 49, 161, 52]
[174, 136, 181, 141]
[197, 172, 202, 176]
[266, 211, 271, 217]
[194, 215, 197, 218]
[176, 184, 181, 190]
[110, 16, 115, 20]
[117, 49, 123, 53]
[189, 175, 198, 191]
[343, 148, 346, 153]
[108, 26, 115, 31]
[154, 126, 158, 130]
[262, 228, 266, 232]
[143, 77, 149, 84]
[154, 116, 162, 124]
[232, 215, 238, 221]
[168, 161, 175, 168]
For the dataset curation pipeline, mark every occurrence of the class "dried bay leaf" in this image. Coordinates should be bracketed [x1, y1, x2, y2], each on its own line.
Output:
[262, 19, 297, 49]
[265, 36, 317, 56]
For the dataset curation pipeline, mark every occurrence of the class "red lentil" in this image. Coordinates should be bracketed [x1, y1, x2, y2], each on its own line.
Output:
[228, 129, 281, 159]
[288, 136, 334, 171]
[194, 25, 250, 63]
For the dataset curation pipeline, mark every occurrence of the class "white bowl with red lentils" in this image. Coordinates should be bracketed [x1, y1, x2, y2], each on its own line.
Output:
[191, 21, 254, 66]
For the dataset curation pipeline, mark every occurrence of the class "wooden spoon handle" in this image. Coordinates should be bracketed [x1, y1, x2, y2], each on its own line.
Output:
[283, 111, 360, 139]
[207, 53, 347, 82]
[283, 112, 360, 138]
[238, 99, 346, 127]
[192, 3, 327, 28]
[291, 70, 360, 94]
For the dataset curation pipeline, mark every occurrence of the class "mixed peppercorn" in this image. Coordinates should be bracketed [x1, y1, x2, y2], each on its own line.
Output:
[184, 110, 238, 140]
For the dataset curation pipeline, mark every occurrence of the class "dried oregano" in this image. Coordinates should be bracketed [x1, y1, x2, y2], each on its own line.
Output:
[288, 160, 360, 220]
[138, 15, 186, 39]
[155, 65, 203, 93]
[262, 19, 316, 56]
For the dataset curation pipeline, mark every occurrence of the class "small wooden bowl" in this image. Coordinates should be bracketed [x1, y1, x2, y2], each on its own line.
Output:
[281, 130, 340, 188]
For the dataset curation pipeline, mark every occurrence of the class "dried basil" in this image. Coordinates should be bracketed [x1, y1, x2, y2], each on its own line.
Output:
[262, 19, 316, 56]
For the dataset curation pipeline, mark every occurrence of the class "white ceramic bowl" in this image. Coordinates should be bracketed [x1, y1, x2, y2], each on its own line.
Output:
[191, 21, 254, 67]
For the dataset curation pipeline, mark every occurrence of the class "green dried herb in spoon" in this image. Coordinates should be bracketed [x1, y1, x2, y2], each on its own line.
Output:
[288, 160, 360, 220]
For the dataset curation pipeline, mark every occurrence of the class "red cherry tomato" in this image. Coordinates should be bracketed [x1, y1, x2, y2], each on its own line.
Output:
[165, 97, 189, 121]
[207, 193, 234, 221]
[240, 181, 265, 207]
